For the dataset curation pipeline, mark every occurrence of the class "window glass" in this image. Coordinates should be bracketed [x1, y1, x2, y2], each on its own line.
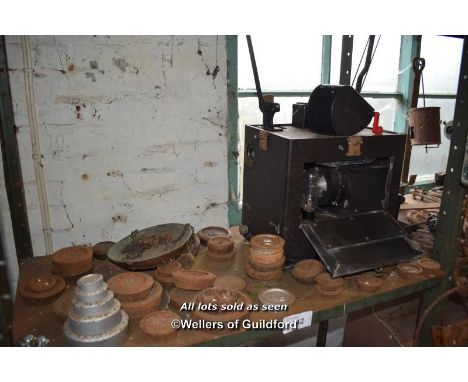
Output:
[238, 35, 323, 91]
[419, 36, 463, 94]
[330, 35, 401, 91]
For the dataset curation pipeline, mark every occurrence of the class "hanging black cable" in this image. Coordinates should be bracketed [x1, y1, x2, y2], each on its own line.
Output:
[360, 35, 381, 91]
[351, 37, 370, 87]
[355, 35, 376, 93]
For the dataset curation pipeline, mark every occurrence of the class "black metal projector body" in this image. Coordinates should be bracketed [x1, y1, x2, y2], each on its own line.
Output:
[242, 125, 421, 277]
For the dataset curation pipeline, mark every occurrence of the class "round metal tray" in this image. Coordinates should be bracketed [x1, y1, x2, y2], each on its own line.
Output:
[107, 223, 194, 270]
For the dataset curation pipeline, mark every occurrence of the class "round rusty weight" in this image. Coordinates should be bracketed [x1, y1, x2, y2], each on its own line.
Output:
[408, 107, 441, 145]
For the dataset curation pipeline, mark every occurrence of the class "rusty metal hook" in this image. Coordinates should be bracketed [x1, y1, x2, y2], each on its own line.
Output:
[413, 57, 425, 74]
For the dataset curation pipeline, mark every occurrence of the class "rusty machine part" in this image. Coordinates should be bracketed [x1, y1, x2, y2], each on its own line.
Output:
[172, 269, 217, 291]
[107, 272, 154, 302]
[63, 274, 129, 346]
[176, 253, 195, 269]
[213, 275, 247, 292]
[19, 275, 66, 304]
[257, 288, 296, 308]
[52, 246, 93, 279]
[52, 288, 75, 319]
[396, 262, 424, 279]
[140, 311, 181, 338]
[197, 226, 231, 243]
[120, 282, 163, 319]
[292, 259, 324, 284]
[107, 223, 195, 270]
[92, 241, 115, 260]
[206, 237, 236, 262]
[168, 288, 199, 309]
[356, 275, 382, 293]
[408, 107, 442, 146]
[192, 290, 252, 323]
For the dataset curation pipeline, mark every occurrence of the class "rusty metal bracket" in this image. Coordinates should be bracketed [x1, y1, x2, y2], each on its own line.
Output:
[346, 136, 362, 157]
[258, 130, 269, 152]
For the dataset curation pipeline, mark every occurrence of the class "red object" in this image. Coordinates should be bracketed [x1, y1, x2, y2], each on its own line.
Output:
[372, 112, 383, 135]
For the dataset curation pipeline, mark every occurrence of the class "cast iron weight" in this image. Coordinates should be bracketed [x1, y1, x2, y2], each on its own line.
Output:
[246, 35, 280, 131]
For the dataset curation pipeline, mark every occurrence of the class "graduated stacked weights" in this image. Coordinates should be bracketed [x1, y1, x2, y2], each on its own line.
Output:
[245, 234, 285, 281]
[63, 273, 129, 346]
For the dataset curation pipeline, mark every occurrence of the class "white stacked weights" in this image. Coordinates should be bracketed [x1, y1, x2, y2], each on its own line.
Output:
[63, 273, 129, 346]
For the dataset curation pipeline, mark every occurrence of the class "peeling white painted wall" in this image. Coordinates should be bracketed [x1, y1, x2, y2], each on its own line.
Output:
[0, 36, 229, 291]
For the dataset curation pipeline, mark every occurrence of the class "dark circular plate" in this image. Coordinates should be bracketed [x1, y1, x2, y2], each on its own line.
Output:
[107, 223, 194, 270]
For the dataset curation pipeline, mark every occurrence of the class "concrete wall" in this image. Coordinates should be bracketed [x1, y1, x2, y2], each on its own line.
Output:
[0, 36, 229, 291]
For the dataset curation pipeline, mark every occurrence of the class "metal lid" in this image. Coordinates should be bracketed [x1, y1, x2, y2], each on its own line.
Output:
[258, 288, 295, 307]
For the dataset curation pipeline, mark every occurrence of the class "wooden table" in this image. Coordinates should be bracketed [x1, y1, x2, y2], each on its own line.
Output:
[12, 230, 441, 346]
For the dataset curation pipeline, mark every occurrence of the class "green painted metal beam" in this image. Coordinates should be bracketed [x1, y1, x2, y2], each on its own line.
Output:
[394, 35, 422, 133]
[321, 35, 332, 84]
[420, 93, 457, 99]
[226, 35, 241, 226]
[339, 35, 354, 86]
[417, 37, 468, 346]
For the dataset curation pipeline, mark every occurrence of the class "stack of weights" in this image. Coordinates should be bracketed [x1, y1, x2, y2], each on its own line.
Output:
[63, 274, 129, 346]
[107, 272, 163, 319]
[52, 246, 93, 281]
[245, 234, 285, 281]
[206, 236, 236, 262]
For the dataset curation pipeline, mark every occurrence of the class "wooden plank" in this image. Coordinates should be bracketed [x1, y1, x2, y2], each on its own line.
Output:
[400, 202, 440, 210]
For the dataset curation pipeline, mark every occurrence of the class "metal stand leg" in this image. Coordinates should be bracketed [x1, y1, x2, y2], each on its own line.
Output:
[316, 320, 329, 347]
